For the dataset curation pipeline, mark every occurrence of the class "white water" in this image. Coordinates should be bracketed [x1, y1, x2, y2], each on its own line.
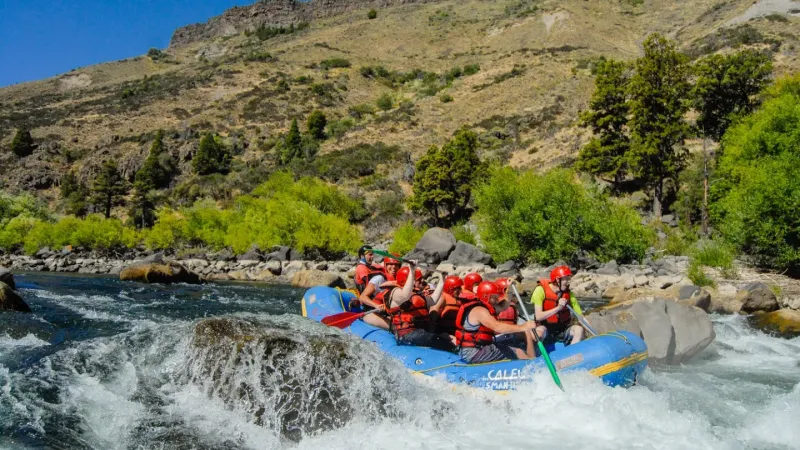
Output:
[0, 275, 798, 449]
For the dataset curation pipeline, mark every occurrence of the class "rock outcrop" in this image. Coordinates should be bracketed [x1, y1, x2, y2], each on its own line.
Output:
[0, 266, 15, 290]
[291, 270, 345, 289]
[403, 227, 456, 264]
[752, 309, 800, 335]
[119, 262, 202, 284]
[736, 282, 780, 313]
[0, 281, 31, 313]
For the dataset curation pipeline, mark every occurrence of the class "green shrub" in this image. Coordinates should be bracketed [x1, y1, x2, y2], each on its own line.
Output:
[691, 239, 735, 270]
[326, 117, 355, 139]
[348, 103, 376, 119]
[320, 58, 351, 70]
[452, 223, 477, 245]
[10, 129, 35, 157]
[193, 133, 231, 175]
[306, 110, 327, 140]
[376, 93, 393, 111]
[440, 94, 454, 103]
[687, 260, 716, 287]
[474, 168, 653, 265]
[463, 64, 481, 76]
[244, 51, 274, 62]
[368, 8, 377, 19]
[389, 221, 428, 255]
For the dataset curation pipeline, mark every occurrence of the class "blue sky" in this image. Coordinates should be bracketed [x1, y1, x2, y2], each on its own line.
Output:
[0, 0, 255, 87]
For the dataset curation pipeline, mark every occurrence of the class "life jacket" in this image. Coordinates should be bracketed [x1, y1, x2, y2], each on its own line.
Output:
[437, 292, 461, 335]
[454, 300, 497, 348]
[354, 260, 384, 294]
[538, 279, 572, 325]
[458, 291, 476, 301]
[372, 280, 399, 306]
[382, 287, 430, 336]
[496, 305, 518, 325]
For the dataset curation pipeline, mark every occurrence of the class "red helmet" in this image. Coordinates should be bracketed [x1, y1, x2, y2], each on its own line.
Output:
[383, 253, 401, 266]
[443, 276, 464, 295]
[464, 273, 483, 292]
[550, 265, 573, 282]
[495, 278, 512, 294]
[476, 281, 502, 303]
[397, 266, 423, 286]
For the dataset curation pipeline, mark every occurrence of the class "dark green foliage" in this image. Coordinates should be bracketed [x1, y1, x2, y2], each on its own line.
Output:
[348, 103, 376, 119]
[279, 119, 303, 164]
[376, 93, 393, 111]
[138, 131, 177, 189]
[675, 152, 707, 228]
[368, 8, 377, 19]
[505, 0, 538, 18]
[294, 75, 314, 84]
[244, 51, 274, 62]
[712, 76, 800, 273]
[628, 34, 692, 216]
[306, 110, 327, 140]
[463, 64, 481, 76]
[440, 94, 454, 103]
[147, 48, 165, 61]
[90, 160, 128, 219]
[692, 50, 773, 141]
[246, 22, 308, 41]
[764, 13, 789, 23]
[576, 59, 630, 190]
[359, 65, 479, 97]
[408, 130, 484, 226]
[473, 65, 525, 91]
[326, 117, 355, 139]
[10, 128, 35, 157]
[473, 168, 654, 265]
[294, 142, 406, 182]
[688, 24, 781, 58]
[130, 178, 156, 229]
[60, 171, 88, 217]
[320, 58, 352, 70]
[193, 133, 231, 175]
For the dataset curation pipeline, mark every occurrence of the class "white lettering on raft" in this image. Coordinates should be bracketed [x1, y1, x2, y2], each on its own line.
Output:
[487, 368, 523, 381]
[555, 354, 584, 370]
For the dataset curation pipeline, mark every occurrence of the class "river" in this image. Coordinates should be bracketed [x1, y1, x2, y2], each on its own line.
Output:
[0, 273, 798, 449]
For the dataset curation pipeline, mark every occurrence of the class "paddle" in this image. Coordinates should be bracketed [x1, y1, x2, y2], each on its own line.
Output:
[511, 283, 564, 392]
[371, 249, 441, 273]
[566, 305, 598, 337]
[321, 309, 383, 328]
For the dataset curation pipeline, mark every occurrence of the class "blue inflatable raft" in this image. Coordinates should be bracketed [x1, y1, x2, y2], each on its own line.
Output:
[302, 286, 648, 390]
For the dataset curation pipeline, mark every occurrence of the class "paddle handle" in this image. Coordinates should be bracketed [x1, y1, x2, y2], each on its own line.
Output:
[566, 305, 598, 337]
[511, 284, 564, 391]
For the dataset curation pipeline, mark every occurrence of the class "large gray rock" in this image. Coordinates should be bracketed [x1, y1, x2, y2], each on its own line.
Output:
[403, 227, 457, 264]
[587, 297, 715, 365]
[264, 246, 291, 262]
[736, 282, 779, 313]
[0, 282, 31, 313]
[291, 270, 346, 289]
[496, 260, 520, 278]
[236, 249, 262, 262]
[446, 241, 492, 265]
[596, 260, 620, 276]
[120, 262, 202, 284]
[140, 252, 164, 264]
[675, 285, 712, 313]
[0, 267, 15, 290]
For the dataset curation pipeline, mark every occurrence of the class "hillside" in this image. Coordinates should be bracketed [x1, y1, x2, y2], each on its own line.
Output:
[1, 0, 798, 208]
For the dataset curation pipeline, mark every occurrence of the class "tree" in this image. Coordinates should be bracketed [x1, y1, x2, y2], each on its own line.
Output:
[90, 160, 128, 219]
[130, 177, 156, 229]
[576, 59, 631, 191]
[280, 119, 303, 164]
[10, 128, 35, 157]
[408, 129, 483, 226]
[628, 34, 692, 218]
[60, 171, 88, 217]
[193, 133, 231, 175]
[368, 8, 378, 19]
[138, 130, 177, 188]
[692, 50, 773, 142]
[306, 110, 327, 140]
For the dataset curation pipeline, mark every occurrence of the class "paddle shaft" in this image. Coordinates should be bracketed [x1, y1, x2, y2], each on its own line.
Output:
[566, 304, 598, 337]
[511, 284, 564, 391]
[322, 308, 381, 328]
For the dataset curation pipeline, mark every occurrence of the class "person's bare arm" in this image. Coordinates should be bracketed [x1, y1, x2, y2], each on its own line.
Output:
[358, 283, 382, 309]
[389, 261, 417, 308]
[472, 308, 538, 334]
[533, 297, 567, 322]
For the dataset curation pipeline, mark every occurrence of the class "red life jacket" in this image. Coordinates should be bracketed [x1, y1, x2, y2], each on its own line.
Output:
[437, 292, 461, 335]
[381, 287, 430, 336]
[458, 291, 476, 301]
[354, 261, 385, 294]
[454, 300, 497, 348]
[496, 305, 518, 325]
[538, 279, 572, 325]
[371, 280, 399, 306]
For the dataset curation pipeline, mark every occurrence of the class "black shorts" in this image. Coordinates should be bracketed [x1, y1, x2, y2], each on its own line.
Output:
[396, 329, 455, 352]
[544, 323, 574, 345]
[459, 344, 519, 363]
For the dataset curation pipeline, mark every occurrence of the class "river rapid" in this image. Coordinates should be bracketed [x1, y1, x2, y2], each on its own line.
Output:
[0, 273, 798, 450]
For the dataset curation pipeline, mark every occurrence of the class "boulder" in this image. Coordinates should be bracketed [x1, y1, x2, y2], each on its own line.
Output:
[779, 295, 800, 311]
[265, 246, 291, 262]
[0, 266, 15, 290]
[496, 260, 520, 278]
[445, 241, 492, 266]
[736, 283, 779, 313]
[119, 262, 202, 284]
[208, 248, 235, 261]
[140, 252, 164, 264]
[602, 282, 626, 300]
[236, 249, 262, 262]
[674, 285, 712, 312]
[291, 270, 346, 289]
[403, 228, 457, 264]
[588, 297, 715, 365]
[596, 260, 620, 276]
[752, 309, 800, 336]
[435, 262, 456, 275]
[265, 259, 283, 275]
[0, 282, 31, 313]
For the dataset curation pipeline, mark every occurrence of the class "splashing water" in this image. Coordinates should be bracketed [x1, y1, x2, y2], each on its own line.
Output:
[0, 273, 798, 449]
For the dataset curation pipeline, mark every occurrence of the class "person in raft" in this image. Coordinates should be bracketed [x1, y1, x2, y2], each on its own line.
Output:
[353, 245, 384, 294]
[532, 266, 585, 345]
[492, 277, 547, 346]
[455, 280, 539, 363]
[377, 261, 455, 352]
[463, 272, 482, 296]
[356, 253, 401, 330]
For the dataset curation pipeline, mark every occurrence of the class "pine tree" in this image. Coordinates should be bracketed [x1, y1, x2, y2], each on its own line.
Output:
[628, 34, 692, 218]
[10, 128, 35, 157]
[692, 50, 773, 142]
[130, 176, 156, 228]
[60, 171, 88, 217]
[576, 59, 630, 192]
[306, 110, 327, 140]
[138, 130, 177, 188]
[90, 160, 128, 218]
[408, 129, 484, 226]
[193, 133, 231, 175]
[280, 119, 302, 164]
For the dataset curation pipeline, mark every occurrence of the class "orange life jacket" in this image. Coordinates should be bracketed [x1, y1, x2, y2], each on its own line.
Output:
[380, 287, 430, 336]
[496, 305, 518, 325]
[454, 300, 497, 348]
[369, 280, 399, 306]
[538, 279, 572, 325]
[437, 292, 461, 335]
[354, 261, 385, 294]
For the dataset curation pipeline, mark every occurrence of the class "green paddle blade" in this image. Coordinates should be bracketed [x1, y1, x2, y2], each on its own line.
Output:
[538, 341, 565, 391]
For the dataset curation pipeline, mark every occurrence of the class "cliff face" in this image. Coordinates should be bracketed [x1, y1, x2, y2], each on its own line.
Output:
[169, 0, 434, 47]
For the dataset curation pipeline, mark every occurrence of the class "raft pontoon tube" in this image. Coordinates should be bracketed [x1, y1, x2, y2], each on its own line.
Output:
[302, 286, 648, 390]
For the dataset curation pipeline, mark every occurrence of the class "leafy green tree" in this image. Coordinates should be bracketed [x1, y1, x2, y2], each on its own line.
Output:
[408, 129, 483, 226]
[576, 59, 630, 191]
[368, 8, 378, 19]
[306, 110, 327, 140]
[628, 33, 692, 217]
[60, 171, 88, 217]
[10, 128, 35, 157]
[90, 160, 128, 219]
[280, 119, 303, 164]
[138, 130, 177, 188]
[193, 133, 231, 175]
[693, 50, 773, 141]
[130, 177, 156, 229]
[712, 75, 800, 273]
